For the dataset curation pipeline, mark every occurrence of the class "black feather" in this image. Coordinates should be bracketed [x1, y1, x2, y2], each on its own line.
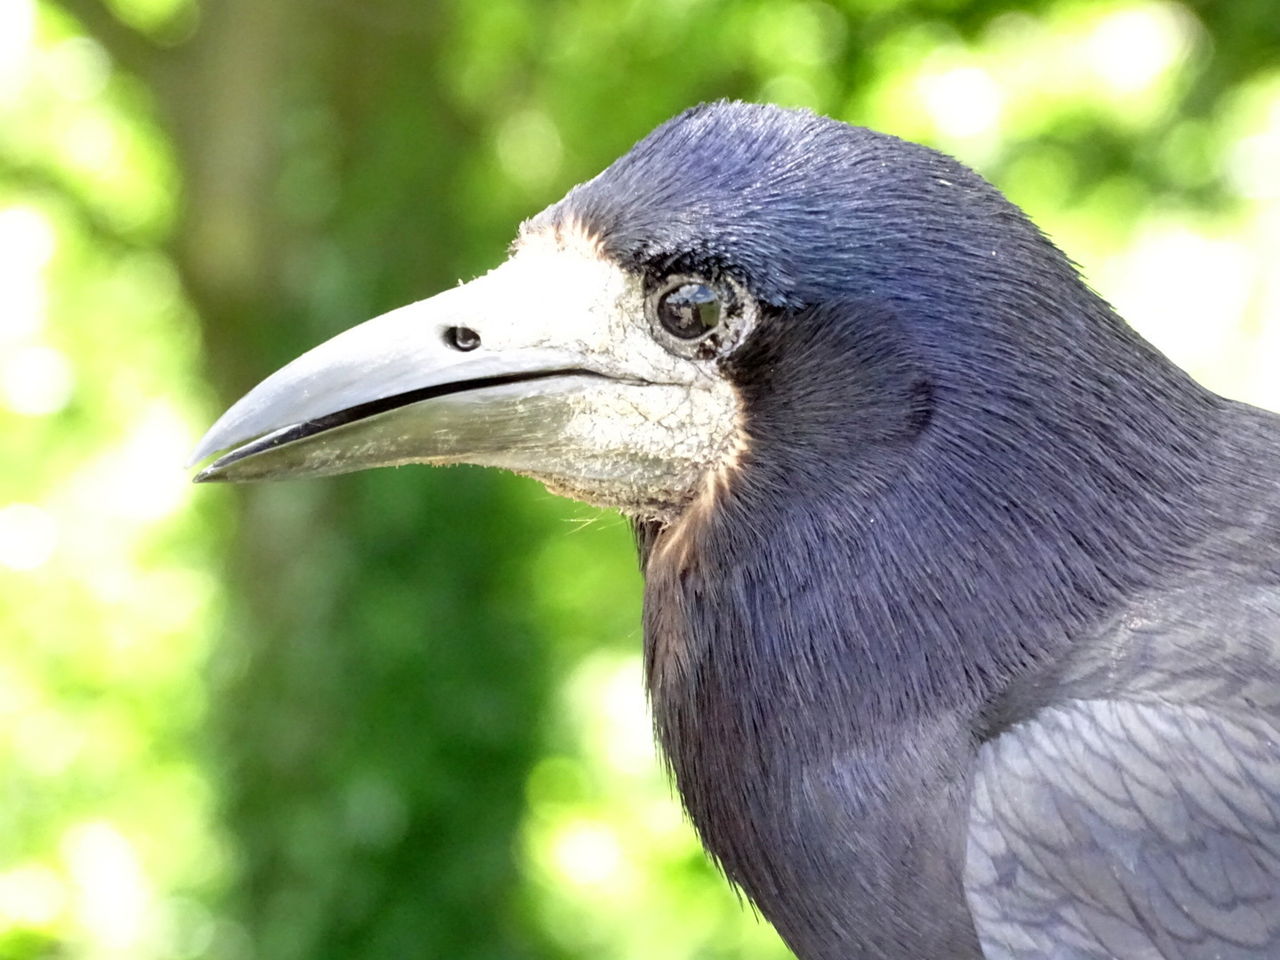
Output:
[545, 103, 1280, 959]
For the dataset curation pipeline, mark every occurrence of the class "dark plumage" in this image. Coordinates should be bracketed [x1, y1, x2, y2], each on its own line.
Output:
[195, 102, 1280, 959]
[538, 104, 1280, 958]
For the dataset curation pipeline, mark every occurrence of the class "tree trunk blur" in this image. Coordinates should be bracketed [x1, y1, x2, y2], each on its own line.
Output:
[59, 1, 559, 956]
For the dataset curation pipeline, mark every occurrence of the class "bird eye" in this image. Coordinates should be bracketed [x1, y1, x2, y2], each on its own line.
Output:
[444, 326, 481, 351]
[656, 283, 722, 340]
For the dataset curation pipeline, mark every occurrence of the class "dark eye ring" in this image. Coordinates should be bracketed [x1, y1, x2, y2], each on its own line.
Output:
[655, 282, 722, 340]
[444, 325, 481, 351]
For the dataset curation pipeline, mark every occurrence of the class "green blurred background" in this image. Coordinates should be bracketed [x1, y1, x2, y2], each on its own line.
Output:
[1, 0, 1277, 957]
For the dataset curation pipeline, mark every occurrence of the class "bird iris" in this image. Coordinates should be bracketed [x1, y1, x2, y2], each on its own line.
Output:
[656, 281, 721, 339]
[444, 325, 481, 351]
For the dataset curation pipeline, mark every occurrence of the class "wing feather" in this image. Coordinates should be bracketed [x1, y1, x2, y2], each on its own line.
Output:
[967, 698, 1280, 959]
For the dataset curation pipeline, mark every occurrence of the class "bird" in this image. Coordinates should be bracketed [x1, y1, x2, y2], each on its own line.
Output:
[191, 102, 1280, 960]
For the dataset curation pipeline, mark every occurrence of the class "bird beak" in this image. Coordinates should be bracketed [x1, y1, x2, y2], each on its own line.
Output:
[189, 241, 737, 515]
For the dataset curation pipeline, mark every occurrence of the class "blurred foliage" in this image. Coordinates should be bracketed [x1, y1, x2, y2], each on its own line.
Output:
[0, 0, 1277, 958]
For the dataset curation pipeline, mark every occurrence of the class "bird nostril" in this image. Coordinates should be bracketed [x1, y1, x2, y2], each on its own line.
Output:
[444, 326, 481, 352]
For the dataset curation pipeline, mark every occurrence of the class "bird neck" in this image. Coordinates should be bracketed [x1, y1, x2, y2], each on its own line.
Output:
[648, 292, 1224, 714]
[637, 294, 1225, 958]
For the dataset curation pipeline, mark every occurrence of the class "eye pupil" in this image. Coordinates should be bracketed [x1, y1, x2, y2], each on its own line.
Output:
[444, 326, 481, 351]
[658, 283, 721, 339]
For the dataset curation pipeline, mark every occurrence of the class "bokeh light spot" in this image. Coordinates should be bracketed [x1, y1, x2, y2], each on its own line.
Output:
[496, 109, 563, 190]
[0, 206, 55, 343]
[551, 820, 624, 888]
[917, 65, 1004, 140]
[63, 822, 149, 951]
[107, 0, 196, 33]
[0, 502, 58, 571]
[1085, 2, 1193, 97]
[61, 111, 124, 179]
[0, 0, 35, 103]
[342, 775, 409, 850]
[46, 37, 111, 103]
[1105, 224, 1256, 380]
[0, 864, 67, 927]
[76, 403, 193, 524]
[759, 73, 822, 109]
[1229, 131, 1280, 199]
[14, 705, 85, 776]
[1, 344, 74, 415]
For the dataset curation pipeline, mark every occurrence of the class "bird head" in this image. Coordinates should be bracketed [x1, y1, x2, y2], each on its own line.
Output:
[191, 102, 1193, 530]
